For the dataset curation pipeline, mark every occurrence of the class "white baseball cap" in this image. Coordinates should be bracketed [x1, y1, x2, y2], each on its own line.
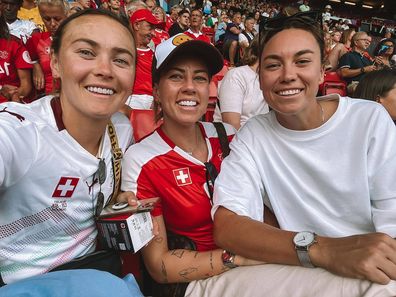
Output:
[325, 4, 332, 9]
[152, 33, 223, 84]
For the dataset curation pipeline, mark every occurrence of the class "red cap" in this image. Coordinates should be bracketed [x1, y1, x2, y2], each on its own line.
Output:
[130, 9, 164, 27]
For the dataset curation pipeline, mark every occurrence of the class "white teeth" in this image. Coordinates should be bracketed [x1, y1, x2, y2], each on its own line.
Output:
[278, 89, 301, 96]
[86, 86, 114, 95]
[178, 100, 197, 106]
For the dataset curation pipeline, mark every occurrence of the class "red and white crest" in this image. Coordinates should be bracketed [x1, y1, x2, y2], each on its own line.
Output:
[52, 177, 80, 198]
[173, 168, 192, 186]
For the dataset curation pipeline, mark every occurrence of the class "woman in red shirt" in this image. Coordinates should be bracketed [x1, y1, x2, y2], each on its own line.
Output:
[26, 0, 67, 96]
[0, 10, 32, 103]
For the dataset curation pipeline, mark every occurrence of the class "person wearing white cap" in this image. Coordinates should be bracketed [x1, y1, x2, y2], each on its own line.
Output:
[322, 4, 332, 22]
[121, 33, 263, 296]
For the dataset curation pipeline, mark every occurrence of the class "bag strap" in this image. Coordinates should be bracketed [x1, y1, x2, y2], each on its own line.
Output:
[106, 121, 123, 206]
[213, 122, 230, 158]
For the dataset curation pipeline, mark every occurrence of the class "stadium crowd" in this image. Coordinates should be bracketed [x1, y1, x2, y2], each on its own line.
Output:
[0, 0, 396, 296]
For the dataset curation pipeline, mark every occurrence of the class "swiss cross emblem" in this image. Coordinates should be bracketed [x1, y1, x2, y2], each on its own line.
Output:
[173, 168, 192, 186]
[52, 177, 79, 198]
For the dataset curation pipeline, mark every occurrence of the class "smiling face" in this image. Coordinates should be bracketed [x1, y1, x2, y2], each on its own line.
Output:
[39, 4, 67, 35]
[259, 28, 324, 122]
[154, 56, 210, 127]
[50, 14, 136, 122]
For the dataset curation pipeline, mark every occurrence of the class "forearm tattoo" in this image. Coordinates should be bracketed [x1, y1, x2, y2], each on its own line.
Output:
[209, 252, 214, 270]
[161, 260, 168, 283]
[171, 249, 184, 258]
[179, 267, 198, 280]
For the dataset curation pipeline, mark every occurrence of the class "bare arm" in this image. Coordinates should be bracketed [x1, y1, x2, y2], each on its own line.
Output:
[214, 206, 396, 285]
[16, 69, 32, 101]
[142, 215, 262, 283]
[221, 112, 241, 130]
[339, 65, 376, 79]
[32, 63, 45, 91]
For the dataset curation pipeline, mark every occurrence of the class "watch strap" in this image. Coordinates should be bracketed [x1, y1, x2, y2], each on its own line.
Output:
[222, 250, 238, 269]
[296, 249, 315, 268]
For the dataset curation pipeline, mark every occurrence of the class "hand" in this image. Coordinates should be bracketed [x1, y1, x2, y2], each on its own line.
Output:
[116, 190, 139, 206]
[117, 191, 159, 236]
[1, 85, 18, 101]
[311, 233, 396, 285]
[33, 65, 45, 90]
[363, 64, 377, 73]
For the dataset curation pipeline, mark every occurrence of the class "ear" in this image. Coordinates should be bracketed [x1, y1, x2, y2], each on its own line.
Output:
[132, 22, 140, 31]
[50, 49, 60, 79]
[376, 95, 382, 103]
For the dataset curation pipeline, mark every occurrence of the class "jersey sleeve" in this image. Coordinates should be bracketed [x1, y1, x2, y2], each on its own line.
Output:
[337, 53, 352, 69]
[121, 146, 162, 216]
[367, 107, 396, 237]
[14, 41, 33, 70]
[0, 106, 38, 189]
[25, 33, 40, 62]
[212, 121, 265, 221]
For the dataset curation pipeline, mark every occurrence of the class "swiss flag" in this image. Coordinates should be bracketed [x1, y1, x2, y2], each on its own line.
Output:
[52, 177, 79, 198]
[173, 168, 192, 186]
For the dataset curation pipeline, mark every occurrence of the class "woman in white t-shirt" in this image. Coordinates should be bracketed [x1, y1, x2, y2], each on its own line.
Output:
[214, 35, 269, 129]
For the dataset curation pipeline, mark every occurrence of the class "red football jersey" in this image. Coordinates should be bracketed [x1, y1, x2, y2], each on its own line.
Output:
[132, 48, 154, 96]
[0, 36, 33, 102]
[152, 29, 170, 47]
[122, 122, 235, 251]
[165, 15, 174, 32]
[26, 32, 54, 94]
[184, 29, 212, 44]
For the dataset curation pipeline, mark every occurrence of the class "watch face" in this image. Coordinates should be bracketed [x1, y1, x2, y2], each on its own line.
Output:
[293, 231, 315, 247]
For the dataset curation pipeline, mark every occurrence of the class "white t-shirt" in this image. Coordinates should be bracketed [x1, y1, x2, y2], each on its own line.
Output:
[8, 19, 37, 44]
[213, 95, 396, 238]
[213, 65, 269, 127]
[0, 96, 133, 284]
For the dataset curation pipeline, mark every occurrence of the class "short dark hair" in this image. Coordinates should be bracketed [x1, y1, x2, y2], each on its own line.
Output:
[354, 69, 396, 101]
[178, 9, 190, 17]
[259, 14, 325, 64]
[52, 9, 133, 55]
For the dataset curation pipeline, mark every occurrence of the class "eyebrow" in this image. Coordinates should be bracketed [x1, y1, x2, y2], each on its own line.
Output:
[71, 38, 135, 58]
[169, 66, 209, 75]
[262, 49, 315, 61]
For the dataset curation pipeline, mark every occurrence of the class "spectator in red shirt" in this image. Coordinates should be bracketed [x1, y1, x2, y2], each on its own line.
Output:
[151, 6, 169, 47]
[26, 0, 67, 96]
[128, 8, 162, 109]
[184, 8, 211, 44]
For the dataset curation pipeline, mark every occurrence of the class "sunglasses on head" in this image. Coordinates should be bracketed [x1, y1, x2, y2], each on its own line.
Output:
[259, 10, 322, 32]
[94, 158, 107, 218]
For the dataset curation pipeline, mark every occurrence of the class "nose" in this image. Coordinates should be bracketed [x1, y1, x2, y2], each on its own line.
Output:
[94, 55, 113, 79]
[280, 64, 297, 83]
[181, 76, 196, 94]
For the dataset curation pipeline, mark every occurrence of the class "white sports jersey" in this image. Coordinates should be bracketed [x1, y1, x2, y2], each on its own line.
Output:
[213, 95, 396, 238]
[0, 95, 133, 284]
[8, 19, 37, 44]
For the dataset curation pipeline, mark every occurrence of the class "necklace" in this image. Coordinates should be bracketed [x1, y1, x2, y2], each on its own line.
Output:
[318, 102, 325, 124]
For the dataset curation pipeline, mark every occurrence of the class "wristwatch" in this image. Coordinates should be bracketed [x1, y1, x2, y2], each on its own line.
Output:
[293, 231, 317, 268]
[360, 67, 365, 73]
[221, 250, 238, 269]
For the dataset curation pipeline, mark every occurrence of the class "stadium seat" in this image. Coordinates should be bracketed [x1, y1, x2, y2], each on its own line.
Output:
[130, 109, 162, 142]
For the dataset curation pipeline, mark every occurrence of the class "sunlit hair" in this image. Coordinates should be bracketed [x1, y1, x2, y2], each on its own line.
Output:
[354, 69, 396, 101]
[351, 31, 367, 48]
[51, 9, 133, 55]
[38, 0, 69, 12]
[152, 6, 166, 22]
[340, 28, 355, 45]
